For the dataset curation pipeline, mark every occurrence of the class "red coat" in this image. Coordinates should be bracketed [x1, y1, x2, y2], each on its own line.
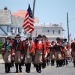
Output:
[46, 40, 50, 48]
[29, 42, 35, 53]
[71, 42, 75, 52]
[35, 41, 46, 55]
[23, 42, 27, 50]
[46, 40, 50, 54]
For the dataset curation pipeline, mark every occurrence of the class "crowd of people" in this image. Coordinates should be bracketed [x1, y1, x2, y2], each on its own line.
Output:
[1, 34, 75, 73]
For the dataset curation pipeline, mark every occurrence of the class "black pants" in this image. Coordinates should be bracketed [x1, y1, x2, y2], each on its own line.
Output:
[47, 59, 50, 65]
[51, 60, 54, 66]
[15, 63, 22, 73]
[25, 63, 31, 73]
[5, 63, 10, 73]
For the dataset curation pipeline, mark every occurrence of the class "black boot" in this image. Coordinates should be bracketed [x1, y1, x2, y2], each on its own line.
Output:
[5, 63, 8, 73]
[19, 63, 22, 73]
[27, 63, 31, 73]
[36, 64, 39, 72]
[25, 64, 28, 73]
[15, 63, 18, 73]
[74, 61, 75, 67]
[42, 63, 44, 69]
[56, 60, 59, 67]
[38, 64, 41, 73]
[51, 60, 54, 66]
[8, 63, 10, 73]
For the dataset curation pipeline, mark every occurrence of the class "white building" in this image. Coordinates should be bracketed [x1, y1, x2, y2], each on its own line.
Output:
[33, 23, 64, 41]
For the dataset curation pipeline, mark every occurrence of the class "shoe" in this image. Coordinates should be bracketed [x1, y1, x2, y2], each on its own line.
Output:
[5, 71, 8, 73]
[19, 69, 22, 73]
[38, 70, 41, 73]
[27, 71, 30, 73]
[15, 70, 18, 73]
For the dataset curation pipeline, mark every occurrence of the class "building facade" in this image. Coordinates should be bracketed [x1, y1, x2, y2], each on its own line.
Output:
[33, 23, 64, 42]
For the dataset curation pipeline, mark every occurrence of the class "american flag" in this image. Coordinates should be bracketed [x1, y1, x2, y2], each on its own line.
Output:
[22, 4, 34, 33]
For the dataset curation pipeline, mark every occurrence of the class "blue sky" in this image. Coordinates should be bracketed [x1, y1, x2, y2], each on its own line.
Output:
[0, 0, 75, 39]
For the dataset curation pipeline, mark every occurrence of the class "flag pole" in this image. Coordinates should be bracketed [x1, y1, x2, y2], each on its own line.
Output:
[67, 12, 69, 43]
[30, 0, 36, 38]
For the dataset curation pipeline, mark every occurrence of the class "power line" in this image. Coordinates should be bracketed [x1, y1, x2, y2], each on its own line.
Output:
[40, 0, 54, 21]
[69, 18, 75, 22]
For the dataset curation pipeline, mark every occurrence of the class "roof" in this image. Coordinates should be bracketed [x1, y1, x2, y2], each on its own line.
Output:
[11, 16, 24, 26]
[12, 10, 39, 23]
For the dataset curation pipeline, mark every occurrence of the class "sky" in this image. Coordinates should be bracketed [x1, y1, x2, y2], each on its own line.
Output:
[0, 0, 75, 40]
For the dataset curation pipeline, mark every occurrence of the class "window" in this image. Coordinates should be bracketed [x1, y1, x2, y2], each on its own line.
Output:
[47, 30, 49, 32]
[53, 30, 54, 34]
[10, 27, 13, 32]
[18, 27, 21, 33]
[58, 30, 60, 34]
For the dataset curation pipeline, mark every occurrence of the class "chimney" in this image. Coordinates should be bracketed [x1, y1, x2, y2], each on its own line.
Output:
[4, 6, 8, 10]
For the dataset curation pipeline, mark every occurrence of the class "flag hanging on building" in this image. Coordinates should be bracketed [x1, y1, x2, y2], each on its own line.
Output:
[22, 4, 34, 33]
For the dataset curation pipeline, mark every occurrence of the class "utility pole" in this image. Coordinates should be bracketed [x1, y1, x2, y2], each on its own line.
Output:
[30, 0, 36, 37]
[33, 0, 36, 19]
[67, 12, 69, 43]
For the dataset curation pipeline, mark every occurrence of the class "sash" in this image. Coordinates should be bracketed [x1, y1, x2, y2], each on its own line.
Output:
[6, 43, 11, 52]
[16, 41, 20, 51]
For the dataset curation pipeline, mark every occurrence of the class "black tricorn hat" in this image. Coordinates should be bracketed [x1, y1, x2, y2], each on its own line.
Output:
[56, 37, 60, 40]
[42, 35, 46, 38]
[15, 34, 21, 38]
[38, 34, 42, 38]
[64, 38, 67, 41]
[6, 37, 11, 40]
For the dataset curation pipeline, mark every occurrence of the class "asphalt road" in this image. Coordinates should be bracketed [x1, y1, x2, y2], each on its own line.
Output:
[0, 62, 75, 75]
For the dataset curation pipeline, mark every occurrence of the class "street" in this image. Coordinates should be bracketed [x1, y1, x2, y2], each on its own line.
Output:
[0, 62, 75, 75]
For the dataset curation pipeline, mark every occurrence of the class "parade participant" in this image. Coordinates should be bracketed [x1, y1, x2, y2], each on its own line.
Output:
[33, 37, 38, 67]
[59, 39, 65, 66]
[24, 37, 35, 73]
[34, 34, 46, 73]
[50, 41, 56, 66]
[71, 39, 75, 67]
[42, 35, 47, 68]
[63, 38, 71, 65]
[3, 37, 12, 73]
[55, 37, 63, 67]
[10, 38, 15, 67]
[46, 37, 50, 65]
[14, 34, 23, 73]
[21, 40, 26, 66]
[1, 38, 7, 59]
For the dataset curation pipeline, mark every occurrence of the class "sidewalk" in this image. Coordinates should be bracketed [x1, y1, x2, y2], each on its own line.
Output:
[0, 59, 4, 64]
